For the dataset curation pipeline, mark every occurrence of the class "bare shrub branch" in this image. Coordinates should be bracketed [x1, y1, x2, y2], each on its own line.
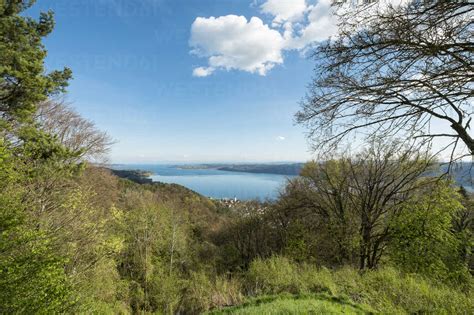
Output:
[35, 99, 115, 162]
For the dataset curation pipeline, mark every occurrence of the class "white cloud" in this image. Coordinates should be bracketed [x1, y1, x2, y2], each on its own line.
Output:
[188, 0, 345, 77]
[260, 0, 308, 25]
[192, 66, 214, 77]
[276, 136, 286, 141]
[287, 0, 338, 50]
[190, 15, 285, 76]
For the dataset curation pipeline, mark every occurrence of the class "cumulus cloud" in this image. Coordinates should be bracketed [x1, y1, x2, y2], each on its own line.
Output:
[260, 0, 308, 25]
[190, 15, 285, 76]
[287, 0, 338, 50]
[276, 136, 286, 141]
[189, 0, 342, 77]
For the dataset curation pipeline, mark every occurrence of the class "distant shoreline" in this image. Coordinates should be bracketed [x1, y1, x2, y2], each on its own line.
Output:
[108, 161, 473, 193]
[106, 168, 154, 184]
[175, 163, 304, 176]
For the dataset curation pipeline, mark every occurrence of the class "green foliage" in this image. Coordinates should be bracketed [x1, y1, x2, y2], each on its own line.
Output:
[454, 186, 474, 274]
[388, 182, 470, 284]
[273, 155, 473, 277]
[213, 206, 279, 272]
[0, 0, 72, 122]
[117, 189, 194, 313]
[75, 258, 130, 314]
[149, 269, 185, 314]
[208, 293, 370, 315]
[245, 257, 341, 298]
[0, 142, 73, 313]
[0, 8, 85, 312]
[17, 126, 83, 162]
[242, 257, 473, 314]
[246, 256, 302, 295]
[2, 137, 472, 314]
[178, 272, 243, 313]
[355, 268, 472, 314]
[182, 271, 215, 313]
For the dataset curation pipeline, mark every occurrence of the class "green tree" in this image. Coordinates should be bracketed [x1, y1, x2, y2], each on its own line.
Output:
[275, 142, 433, 269]
[0, 140, 73, 313]
[0, 1, 85, 312]
[455, 186, 474, 273]
[1, 0, 71, 123]
[117, 189, 192, 313]
[213, 203, 278, 272]
[388, 182, 470, 284]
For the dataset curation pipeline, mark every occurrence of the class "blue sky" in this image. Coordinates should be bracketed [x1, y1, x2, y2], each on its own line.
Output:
[26, 0, 341, 163]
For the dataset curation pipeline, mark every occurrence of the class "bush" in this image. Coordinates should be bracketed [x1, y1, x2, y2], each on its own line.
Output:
[211, 276, 244, 309]
[76, 258, 130, 314]
[299, 265, 338, 296]
[246, 256, 303, 295]
[358, 268, 473, 314]
[149, 270, 184, 314]
[388, 183, 470, 285]
[245, 257, 340, 296]
[182, 271, 244, 313]
[182, 271, 214, 313]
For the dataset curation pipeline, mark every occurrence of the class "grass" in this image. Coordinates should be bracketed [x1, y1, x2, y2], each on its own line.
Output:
[207, 293, 372, 314]
[219, 257, 474, 314]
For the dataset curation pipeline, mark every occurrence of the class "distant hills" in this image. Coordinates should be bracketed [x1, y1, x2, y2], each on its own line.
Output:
[217, 163, 304, 176]
[439, 162, 473, 192]
[110, 161, 473, 192]
[177, 163, 304, 176]
[107, 169, 153, 184]
[178, 162, 473, 191]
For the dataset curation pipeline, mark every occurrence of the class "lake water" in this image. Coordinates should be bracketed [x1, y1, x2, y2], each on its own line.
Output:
[112, 164, 293, 200]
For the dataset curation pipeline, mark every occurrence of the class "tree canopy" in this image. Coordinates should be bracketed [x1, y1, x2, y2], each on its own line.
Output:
[0, 0, 71, 123]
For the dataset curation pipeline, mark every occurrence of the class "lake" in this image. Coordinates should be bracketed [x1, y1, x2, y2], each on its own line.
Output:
[110, 163, 473, 200]
[111, 164, 293, 200]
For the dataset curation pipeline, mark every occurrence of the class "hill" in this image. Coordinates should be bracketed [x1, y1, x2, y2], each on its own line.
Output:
[217, 163, 304, 176]
[108, 168, 153, 184]
[177, 163, 304, 176]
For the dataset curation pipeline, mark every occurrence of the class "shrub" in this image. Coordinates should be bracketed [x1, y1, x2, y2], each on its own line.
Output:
[246, 256, 303, 295]
[359, 268, 474, 314]
[245, 257, 339, 296]
[241, 257, 474, 314]
[182, 271, 214, 313]
[388, 183, 470, 285]
[211, 276, 244, 309]
[182, 271, 243, 313]
[299, 264, 338, 296]
[149, 270, 184, 314]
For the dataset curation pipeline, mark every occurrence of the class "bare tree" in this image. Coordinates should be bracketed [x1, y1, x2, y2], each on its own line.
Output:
[347, 142, 434, 269]
[280, 141, 434, 269]
[35, 99, 114, 162]
[297, 1, 473, 161]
